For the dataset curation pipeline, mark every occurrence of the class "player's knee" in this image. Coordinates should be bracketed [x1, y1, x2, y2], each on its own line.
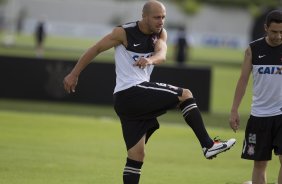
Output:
[254, 161, 267, 170]
[179, 88, 193, 102]
[127, 148, 145, 162]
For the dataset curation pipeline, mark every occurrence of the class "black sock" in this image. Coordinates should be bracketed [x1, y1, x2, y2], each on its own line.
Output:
[123, 158, 143, 184]
[180, 98, 213, 148]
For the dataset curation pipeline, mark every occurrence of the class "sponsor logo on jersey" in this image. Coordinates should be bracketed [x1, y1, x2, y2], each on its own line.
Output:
[132, 53, 153, 61]
[258, 66, 282, 74]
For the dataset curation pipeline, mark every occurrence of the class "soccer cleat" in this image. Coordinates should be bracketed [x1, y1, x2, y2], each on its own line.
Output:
[203, 137, 236, 159]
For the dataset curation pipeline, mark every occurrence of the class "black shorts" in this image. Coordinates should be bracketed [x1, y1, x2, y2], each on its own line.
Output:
[114, 81, 183, 150]
[241, 114, 282, 161]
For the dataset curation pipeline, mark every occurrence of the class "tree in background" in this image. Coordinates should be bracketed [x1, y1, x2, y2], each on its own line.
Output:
[171, 0, 281, 45]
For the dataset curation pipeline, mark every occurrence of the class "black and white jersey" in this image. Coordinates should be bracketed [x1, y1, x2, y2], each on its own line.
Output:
[114, 21, 160, 93]
[250, 37, 282, 116]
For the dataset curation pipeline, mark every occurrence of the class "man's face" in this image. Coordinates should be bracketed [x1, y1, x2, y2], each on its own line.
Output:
[145, 7, 166, 34]
[265, 22, 282, 46]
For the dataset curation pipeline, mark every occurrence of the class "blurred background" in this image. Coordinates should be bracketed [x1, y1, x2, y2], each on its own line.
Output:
[0, 0, 277, 49]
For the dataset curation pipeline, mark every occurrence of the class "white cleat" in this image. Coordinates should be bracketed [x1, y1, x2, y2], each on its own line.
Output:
[203, 137, 236, 159]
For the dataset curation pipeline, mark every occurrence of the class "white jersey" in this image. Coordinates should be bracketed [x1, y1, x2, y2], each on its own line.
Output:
[114, 45, 154, 93]
[250, 37, 282, 117]
[113, 21, 161, 93]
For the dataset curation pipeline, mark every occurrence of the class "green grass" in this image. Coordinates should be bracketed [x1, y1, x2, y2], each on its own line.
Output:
[0, 110, 123, 184]
[0, 33, 114, 61]
[0, 98, 249, 130]
[0, 108, 280, 184]
[212, 66, 253, 114]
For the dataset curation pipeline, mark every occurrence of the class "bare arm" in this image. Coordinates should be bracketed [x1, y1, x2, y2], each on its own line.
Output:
[63, 27, 125, 93]
[229, 46, 252, 132]
[134, 29, 167, 68]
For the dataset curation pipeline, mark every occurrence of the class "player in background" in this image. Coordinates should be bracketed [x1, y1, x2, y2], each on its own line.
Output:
[229, 10, 282, 184]
[64, 1, 236, 183]
[34, 19, 46, 58]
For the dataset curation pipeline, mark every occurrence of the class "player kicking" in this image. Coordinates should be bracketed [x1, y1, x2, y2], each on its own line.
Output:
[63, 1, 236, 183]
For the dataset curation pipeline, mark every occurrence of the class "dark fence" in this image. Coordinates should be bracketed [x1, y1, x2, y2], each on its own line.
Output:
[0, 56, 212, 111]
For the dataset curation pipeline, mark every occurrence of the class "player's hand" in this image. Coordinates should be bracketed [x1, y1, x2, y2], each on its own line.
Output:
[133, 57, 153, 69]
[229, 111, 240, 133]
[63, 73, 78, 93]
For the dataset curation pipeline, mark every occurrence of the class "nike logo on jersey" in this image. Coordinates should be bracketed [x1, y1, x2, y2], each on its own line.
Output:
[258, 55, 266, 59]
[133, 43, 141, 47]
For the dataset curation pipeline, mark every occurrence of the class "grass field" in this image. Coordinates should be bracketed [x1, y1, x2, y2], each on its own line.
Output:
[0, 100, 280, 184]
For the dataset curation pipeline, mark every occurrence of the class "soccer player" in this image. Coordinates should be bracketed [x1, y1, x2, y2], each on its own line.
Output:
[174, 26, 189, 65]
[229, 10, 282, 184]
[64, 1, 236, 183]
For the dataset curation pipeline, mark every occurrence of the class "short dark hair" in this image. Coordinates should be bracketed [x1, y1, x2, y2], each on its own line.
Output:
[265, 10, 282, 27]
